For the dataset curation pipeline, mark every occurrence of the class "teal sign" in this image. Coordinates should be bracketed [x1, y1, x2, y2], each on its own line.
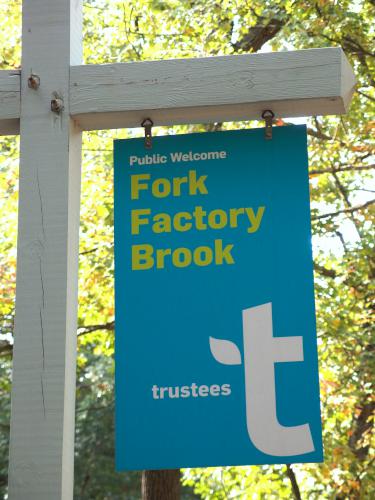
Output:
[114, 126, 323, 470]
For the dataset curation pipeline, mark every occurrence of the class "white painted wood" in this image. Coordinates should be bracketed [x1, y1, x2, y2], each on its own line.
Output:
[0, 70, 20, 135]
[0, 48, 356, 135]
[8, 1, 82, 499]
[341, 50, 357, 111]
[70, 47, 356, 129]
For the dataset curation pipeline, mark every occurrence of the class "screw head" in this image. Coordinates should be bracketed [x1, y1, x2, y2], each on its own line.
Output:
[51, 97, 64, 114]
[28, 74, 40, 90]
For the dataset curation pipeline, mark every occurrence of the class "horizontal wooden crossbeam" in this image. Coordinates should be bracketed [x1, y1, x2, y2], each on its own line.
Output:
[0, 70, 20, 135]
[70, 48, 355, 130]
[0, 48, 356, 135]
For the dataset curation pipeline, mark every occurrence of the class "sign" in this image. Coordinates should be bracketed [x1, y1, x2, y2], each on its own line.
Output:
[114, 126, 323, 470]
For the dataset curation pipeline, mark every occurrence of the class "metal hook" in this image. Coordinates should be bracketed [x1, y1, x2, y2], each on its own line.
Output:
[141, 118, 154, 149]
[261, 110, 275, 140]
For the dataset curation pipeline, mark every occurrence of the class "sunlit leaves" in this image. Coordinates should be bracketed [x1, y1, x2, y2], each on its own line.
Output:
[0, 0, 374, 498]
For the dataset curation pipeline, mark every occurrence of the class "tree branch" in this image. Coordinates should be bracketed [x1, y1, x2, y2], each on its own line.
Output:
[232, 16, 286, 53]
[356, 89, 375, 103]
[314, 263, 338, 279]
[306, 127, 347, 147]
[286, 464, 301, 500]
[332, 171, 363, 239]
[312, 199, 375, 221]
[79, 247, 98, 256]
[349, 400, 375, 460]
[335, 230, 348, 253]
[77, 321, 115, 336]
[0, 341, 13, 357]
[309, 164, 375, 175]
[318, 32, 375, 58]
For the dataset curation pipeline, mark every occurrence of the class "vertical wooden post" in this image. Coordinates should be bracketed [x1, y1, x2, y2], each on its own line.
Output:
[142, 470, 181, 500]
[8, 1, 82, 498]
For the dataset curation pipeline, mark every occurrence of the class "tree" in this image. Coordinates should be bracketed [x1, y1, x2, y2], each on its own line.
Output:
[0, 0, 373, 498]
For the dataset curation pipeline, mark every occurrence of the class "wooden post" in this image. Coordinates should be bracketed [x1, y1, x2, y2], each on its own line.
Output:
[7, 1, 82, 498]
[142, 470, 181, 500]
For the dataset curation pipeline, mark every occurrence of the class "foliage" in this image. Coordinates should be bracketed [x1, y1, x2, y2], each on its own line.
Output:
[0, 0, 374, 499]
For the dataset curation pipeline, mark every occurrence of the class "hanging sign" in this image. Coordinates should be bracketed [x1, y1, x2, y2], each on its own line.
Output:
[114, 126, 323, 470]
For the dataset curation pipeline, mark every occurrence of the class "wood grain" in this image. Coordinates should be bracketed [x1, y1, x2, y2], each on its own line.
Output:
[70, 47, 356, 130]
[7, 1, 82, 498]
[0, 47, 356, 135]
[142, 470, 181, 500]
[0, 70, 20, 135]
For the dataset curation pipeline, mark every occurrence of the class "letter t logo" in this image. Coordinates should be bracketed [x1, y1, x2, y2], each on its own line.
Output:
[210, 302, 315, 456]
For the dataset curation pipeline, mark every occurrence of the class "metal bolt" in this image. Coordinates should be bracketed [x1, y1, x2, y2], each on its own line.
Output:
[141, 118, 154, 149]
[28, 74, 40, 90]
[261, 110, 275, 140]
[51, 96, 64, 114]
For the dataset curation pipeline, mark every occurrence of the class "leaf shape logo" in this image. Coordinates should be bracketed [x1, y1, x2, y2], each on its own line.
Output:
[209, 337, 242, 365]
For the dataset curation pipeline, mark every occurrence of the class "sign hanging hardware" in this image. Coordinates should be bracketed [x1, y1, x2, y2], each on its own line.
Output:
[261, 110, 275, 140]
[141, 118, 154, 149]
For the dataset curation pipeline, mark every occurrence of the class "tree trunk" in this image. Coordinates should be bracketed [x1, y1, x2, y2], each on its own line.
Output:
[142, 469, 180, 500]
